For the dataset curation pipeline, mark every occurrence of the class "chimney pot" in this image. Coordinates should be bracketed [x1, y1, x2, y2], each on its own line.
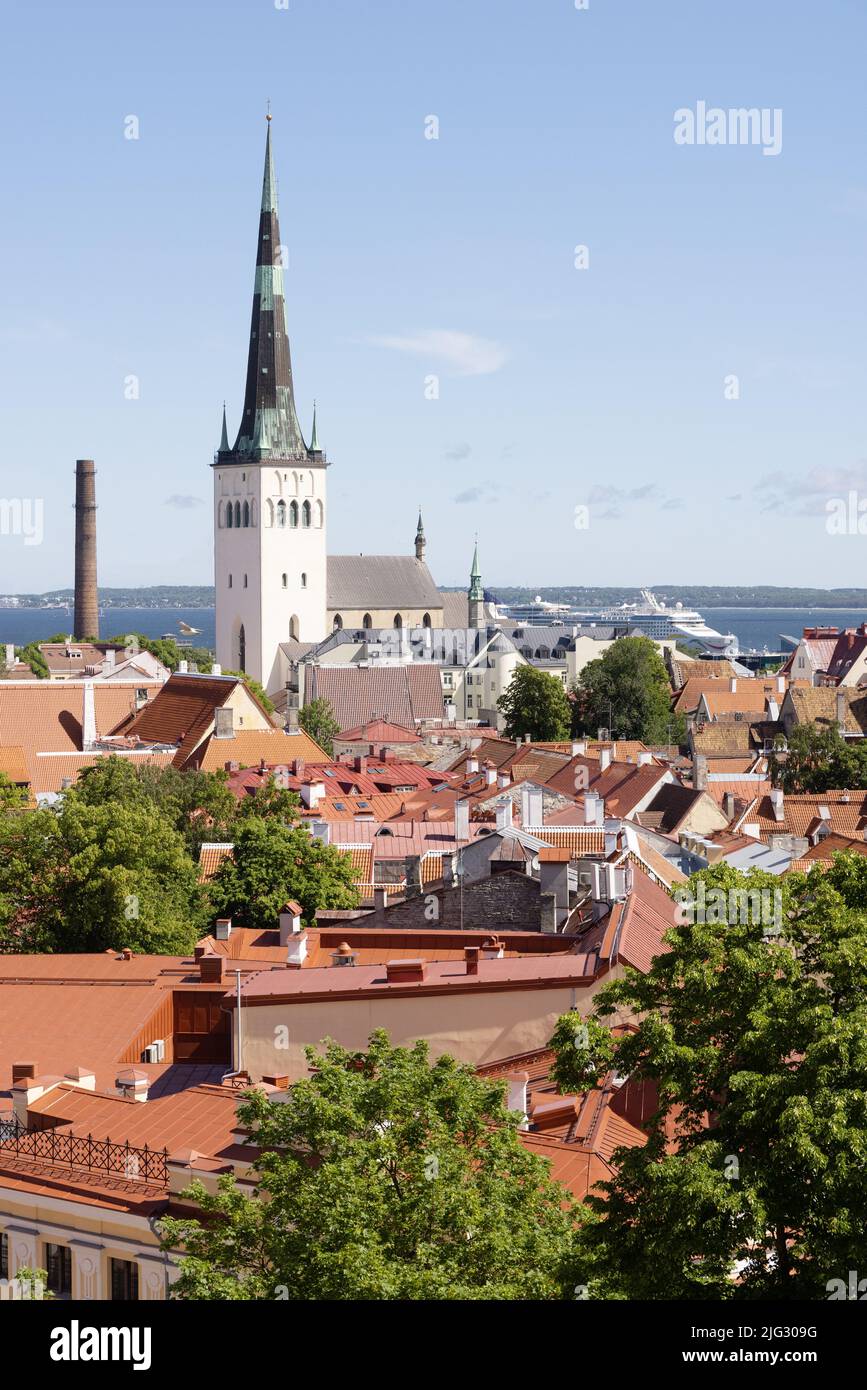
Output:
[464, 946, 480, 975]
[199, 954, 225, 983]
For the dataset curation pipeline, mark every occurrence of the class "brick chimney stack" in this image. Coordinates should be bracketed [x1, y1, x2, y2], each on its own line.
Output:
[74, 460, 99, 639]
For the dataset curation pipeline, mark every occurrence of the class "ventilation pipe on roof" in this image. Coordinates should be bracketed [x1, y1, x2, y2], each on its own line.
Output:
[116, 1068, 149, 1103]
[221, 969, 244, 1084]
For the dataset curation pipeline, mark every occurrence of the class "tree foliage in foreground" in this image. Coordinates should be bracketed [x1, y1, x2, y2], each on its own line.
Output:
[159, 1031, 577, 1300]
[560, 857, 867, 1299]
[298, 697, 341, 756]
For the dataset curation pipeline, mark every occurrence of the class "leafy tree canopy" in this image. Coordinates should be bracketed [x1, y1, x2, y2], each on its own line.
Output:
[298, 697, 340, 756]
[570, 636, 682, 745]
[208, 815, 358, 930]
[496, 664, 571, 742]
[771, 720, 867, 793]
[0, 796, 206, 954]
[159, 1030, 576, 1300]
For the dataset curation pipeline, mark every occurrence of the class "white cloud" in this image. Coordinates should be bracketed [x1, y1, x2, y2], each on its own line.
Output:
[368, 329, 508, 376]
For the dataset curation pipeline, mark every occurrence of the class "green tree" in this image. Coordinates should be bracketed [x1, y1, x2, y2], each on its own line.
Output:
[0, 798, 205, 954]
[298, 697, 340, 756]
[496, 665, 571, 742]
[549, 1013, 617, 1094]
[70, 756, 237, 858]
[771, 721, 867, 793]
[159, 1030, 576, 1300]
[571, 636, 681, 744]
[208, 816, 358, 929]
[0, 773, 29, 810]
[569, 857, 867, 1299]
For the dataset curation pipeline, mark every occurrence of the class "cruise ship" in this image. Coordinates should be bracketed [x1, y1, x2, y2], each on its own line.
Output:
[495, 590, 738, 656]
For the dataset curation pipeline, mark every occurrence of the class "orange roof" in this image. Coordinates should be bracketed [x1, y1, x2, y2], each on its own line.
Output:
[337, 718, 421, 744]
[0, 745, 30, 784]
[28, 749, 175, 795]
[0, 682, 163, 769]
[191, 726, 328, 772]
[750, 790, 867, 838]
[116, 673, 271, 764]
[198, 842, 234, 882]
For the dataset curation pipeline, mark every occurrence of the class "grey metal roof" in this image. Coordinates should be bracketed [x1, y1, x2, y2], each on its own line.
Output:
[439, 590, 469, 628]
[327, 557, 443, 611]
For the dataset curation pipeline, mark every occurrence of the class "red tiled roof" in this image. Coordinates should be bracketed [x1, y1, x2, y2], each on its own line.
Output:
[115, 673, 269, 763]
[337, 718, 421, 744]
[191, 727, 328, 771]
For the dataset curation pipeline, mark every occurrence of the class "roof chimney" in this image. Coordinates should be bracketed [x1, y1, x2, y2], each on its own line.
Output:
[82, 681, 97, 751]
[693, 753, 708, 791]
[214, 917, 232, 941]
[199, 953, 225, 983]
[495, 800, 512, 831]
[484, 763, 497, 786]
[464, 946, 480, 975]
[279, 899, 304, 945]
[214, 706, 234, 739]
[837, 690, 847, 732]
[454, 799, 470, 841]
[116, 1068, 149, 1102]
[73, 459, 99, 641]
[505, 1072, 529, 1129]
[770, 787, 785, 823]
[497, 770, 511, 789]
[385, 959, 426, 983]
[599, 746, 612, 772]
[466, 756, 479, 775]
[373, 886, 388, 910]
[287, 930, 309, 967]
[331, 941, 357, 967]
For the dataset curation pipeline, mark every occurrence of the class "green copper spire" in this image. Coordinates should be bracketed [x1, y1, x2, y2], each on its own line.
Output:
[261, 113, 277, 213]
[310, 399, 319, 452]
[219, 402, 230, 453]
[469, 536, 483, 601]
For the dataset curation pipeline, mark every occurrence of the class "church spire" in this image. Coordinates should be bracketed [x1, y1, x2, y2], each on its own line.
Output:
[310, 399, 320, 452]
[415, 508, 426, 561]
[468, 536, 485, 628]
[218, 402, 230, 453]
[232, 117, 309, 460]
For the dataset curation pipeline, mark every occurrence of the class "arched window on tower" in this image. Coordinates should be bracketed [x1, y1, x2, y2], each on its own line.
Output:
[301, 572, 307, 588]
[234, 501, 241, 527]
[315, 499, 324, 528]
[238, 624, 246, 673]
[243, 501, 250, 528]
[281, 573, 287, 589]
[277, 500, 286, 528]
[423, 613, 431, 628]
[289, 500, 298, 528]
[289, 615, 299, 640]
[228, 574, 232, 589]
[333, 614, 343, 631]
[226, 504, 233, 529]
[393, 614, 403, 629]
[363, 613, 372, 630]
[302, 500, 311, 528]
[265, 499, 274, 527]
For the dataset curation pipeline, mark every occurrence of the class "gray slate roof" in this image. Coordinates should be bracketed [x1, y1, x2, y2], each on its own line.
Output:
[327, 557, 443, 611]
[440, 590, 470, 628]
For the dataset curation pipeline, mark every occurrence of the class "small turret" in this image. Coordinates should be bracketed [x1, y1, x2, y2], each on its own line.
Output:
[415, 508, 426, 561]
[468, 537, 485, 629]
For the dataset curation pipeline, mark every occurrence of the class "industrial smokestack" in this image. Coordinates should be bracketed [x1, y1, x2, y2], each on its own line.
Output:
[74, 460, 99, 640]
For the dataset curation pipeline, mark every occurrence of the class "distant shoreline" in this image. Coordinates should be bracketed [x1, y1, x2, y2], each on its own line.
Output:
[4, 587, 867, 612]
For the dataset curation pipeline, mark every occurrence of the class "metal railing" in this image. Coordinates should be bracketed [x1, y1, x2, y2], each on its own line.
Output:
[0, 1115, 168, 1186]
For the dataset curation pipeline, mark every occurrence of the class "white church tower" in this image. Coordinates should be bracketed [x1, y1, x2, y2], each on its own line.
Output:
[213, 117, 328, 692]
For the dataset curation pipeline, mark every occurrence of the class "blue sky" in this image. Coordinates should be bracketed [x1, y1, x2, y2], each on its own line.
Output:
[1, 0, 866, 593]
